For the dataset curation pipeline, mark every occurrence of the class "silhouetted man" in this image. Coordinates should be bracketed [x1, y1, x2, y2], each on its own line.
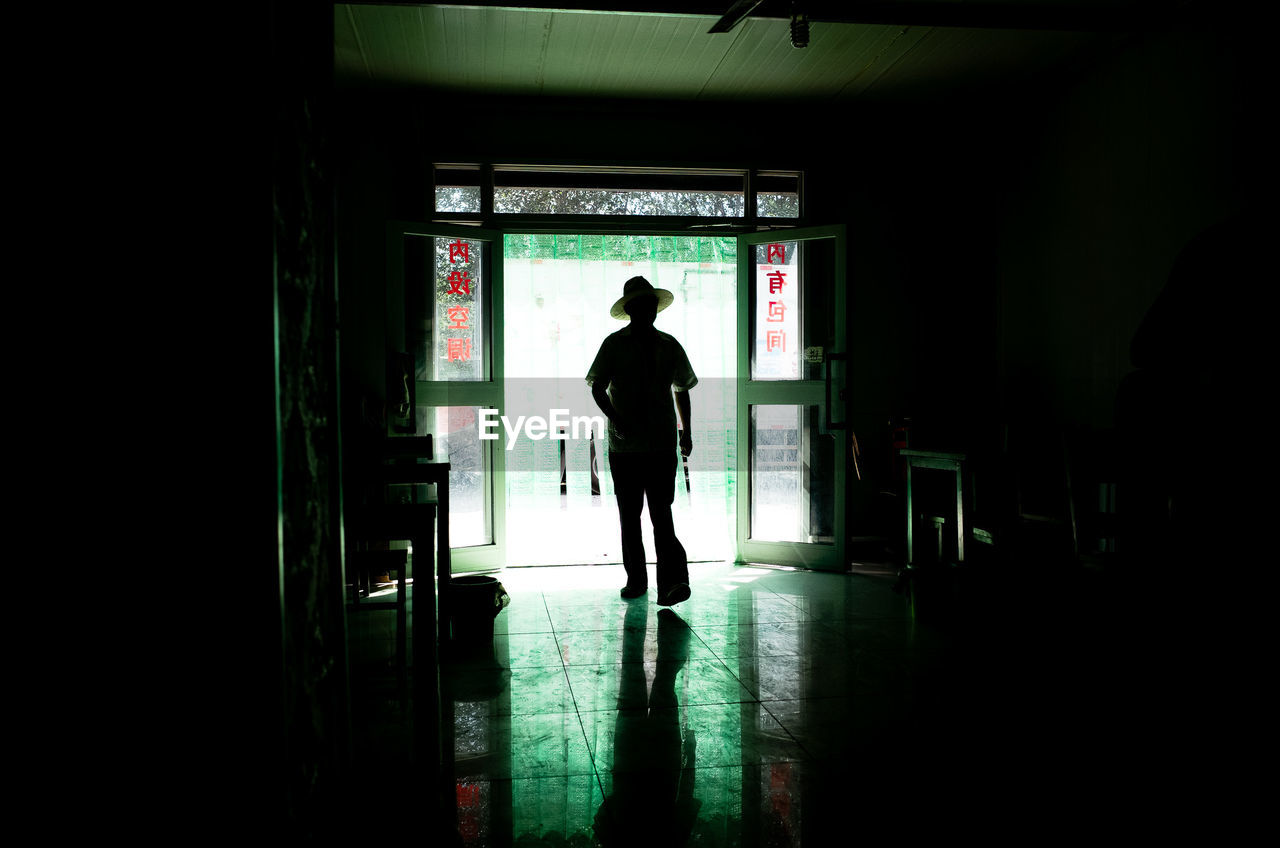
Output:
[588, 276, 697, 606]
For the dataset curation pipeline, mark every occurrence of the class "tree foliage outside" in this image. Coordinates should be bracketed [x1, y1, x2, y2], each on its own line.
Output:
[495, 187, 746, 217]
[436, 186, 481, 213]
[436, 186, 798, 218]
[757, 192, 800, 218]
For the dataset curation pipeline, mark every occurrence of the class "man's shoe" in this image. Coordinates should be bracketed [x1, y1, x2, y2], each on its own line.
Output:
[657, 583, 691, 607]
[620, 585, 648, 600]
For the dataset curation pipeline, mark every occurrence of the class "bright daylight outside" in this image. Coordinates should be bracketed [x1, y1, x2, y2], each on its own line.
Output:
[502, 232, 738, 565]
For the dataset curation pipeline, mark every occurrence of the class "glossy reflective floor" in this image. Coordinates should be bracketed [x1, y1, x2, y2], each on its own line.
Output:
[349, 560, 1137, 845]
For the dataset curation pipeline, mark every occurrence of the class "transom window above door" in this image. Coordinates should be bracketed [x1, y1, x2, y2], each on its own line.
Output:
[433, 164, 802, 227]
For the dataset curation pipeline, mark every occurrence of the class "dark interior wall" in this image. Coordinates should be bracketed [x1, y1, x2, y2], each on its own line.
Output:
[336, 109, 431, 441]
[835, 113, 1009, 437]
[337, 129, 395, 433]
[996, 28, 1246, 435]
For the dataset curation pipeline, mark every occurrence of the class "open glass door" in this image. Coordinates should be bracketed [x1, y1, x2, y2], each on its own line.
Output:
[393, 221, 506, 571]
[735, 226, 847, 571]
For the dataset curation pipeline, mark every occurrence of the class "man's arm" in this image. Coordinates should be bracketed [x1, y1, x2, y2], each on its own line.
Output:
[675, 389, 692, 458]
[588, 338, 627, 436]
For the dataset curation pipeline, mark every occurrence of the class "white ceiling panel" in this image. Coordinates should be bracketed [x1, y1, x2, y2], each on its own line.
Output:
[335, 3, 1120, 101]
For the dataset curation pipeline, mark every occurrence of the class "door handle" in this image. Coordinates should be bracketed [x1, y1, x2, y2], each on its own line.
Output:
[824, 351, 847, 431]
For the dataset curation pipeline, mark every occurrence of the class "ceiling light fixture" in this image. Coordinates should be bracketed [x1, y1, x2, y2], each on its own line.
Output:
[790, 4, 809, 48]
[708, 0, 809, 47]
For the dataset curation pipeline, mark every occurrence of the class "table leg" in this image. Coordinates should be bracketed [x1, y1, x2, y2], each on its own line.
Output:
[396, 559, 408, 703]
[436, 476, 451, 649]
[413, 519, 441, 780]
[905, 462, 915, 566]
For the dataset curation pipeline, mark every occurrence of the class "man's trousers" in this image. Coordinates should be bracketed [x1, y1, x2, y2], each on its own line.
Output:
[608, 449, 689, 593]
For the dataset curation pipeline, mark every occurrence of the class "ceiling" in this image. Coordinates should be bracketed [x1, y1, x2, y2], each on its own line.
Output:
[334, 2, 1206, 102]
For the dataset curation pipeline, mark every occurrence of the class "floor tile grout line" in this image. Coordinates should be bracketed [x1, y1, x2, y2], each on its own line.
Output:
[754, 698, 817, 755]
[548, 588, 600, 762]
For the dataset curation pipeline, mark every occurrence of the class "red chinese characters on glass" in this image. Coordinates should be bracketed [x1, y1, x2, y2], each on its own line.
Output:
[442, 238, 475, 369]
[766, 330, 786, 352]
[766, 243, 787, 264]
[446, 338, 472, 361]
[767, 301, 786, 322]
[446, 270, 472, 296]
[446, 305, 470, 330]
[766, 269, 787, 294]
[448, 239, 470, 264]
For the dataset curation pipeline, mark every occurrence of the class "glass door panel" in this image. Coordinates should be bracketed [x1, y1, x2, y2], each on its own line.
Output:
[750, 239, 835, 382]
[406, 232, 490, 382]
[414, 405, 492, 548]
[737, 226, 846, 571]
[396, 222, 506, 571]
[749, 404, 836, 545]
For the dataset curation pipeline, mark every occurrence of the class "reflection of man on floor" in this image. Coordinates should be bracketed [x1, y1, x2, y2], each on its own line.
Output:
[588, 276, 697, 606]
[594, 606, 700, 846]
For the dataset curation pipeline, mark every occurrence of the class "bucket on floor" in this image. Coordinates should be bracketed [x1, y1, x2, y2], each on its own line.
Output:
[448, 575, 511, 643]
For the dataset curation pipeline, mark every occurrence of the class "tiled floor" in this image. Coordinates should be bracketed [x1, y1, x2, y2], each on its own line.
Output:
[348, 559, 1140, 845]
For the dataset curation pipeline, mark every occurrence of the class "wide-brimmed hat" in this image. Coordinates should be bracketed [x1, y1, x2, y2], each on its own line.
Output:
[610, 276, 675, 320]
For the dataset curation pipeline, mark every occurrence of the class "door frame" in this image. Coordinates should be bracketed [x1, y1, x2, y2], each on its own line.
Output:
[390, 220, 508, 572]
[735, 224, 848, 571]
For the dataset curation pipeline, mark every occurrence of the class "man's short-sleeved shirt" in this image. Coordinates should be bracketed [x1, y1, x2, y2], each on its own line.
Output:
[586, 326, 698, 453]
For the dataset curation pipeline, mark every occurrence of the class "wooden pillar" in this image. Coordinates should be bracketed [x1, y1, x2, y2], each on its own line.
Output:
[271, 0, 347, 840]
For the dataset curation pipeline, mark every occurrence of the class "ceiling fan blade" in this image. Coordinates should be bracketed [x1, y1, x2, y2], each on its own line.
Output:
[707, 0, 766, 34]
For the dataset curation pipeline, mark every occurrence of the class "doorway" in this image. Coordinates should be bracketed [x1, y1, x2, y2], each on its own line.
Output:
[402, 223, 847, 573]
[501, 233, 739, 566]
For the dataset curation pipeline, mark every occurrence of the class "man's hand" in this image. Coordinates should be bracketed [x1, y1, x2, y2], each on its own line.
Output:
[679, 430, 693, 459]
